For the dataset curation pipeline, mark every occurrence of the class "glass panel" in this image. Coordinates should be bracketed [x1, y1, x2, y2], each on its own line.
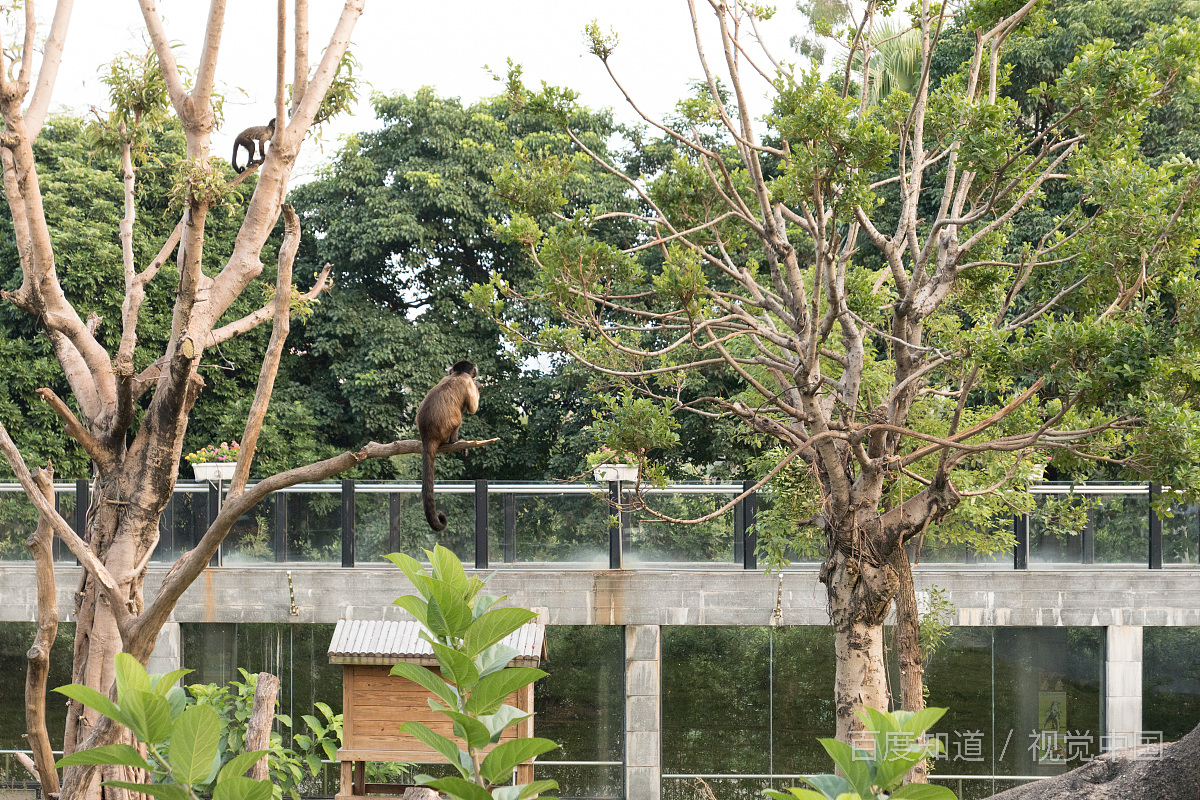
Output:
[284, 489, 342, 563]
[0, 621, 76, 750]
[0, 490, 37, 561]
[770, 626, 836, 774]
[1143, 627, 1200, 742]
[1092, 493, 1147, 564]
[992, 627, 1103, 777]
[536, 625, 624, 799]
[1029, 495, 1083, 564]
[54, 489, 77, 562]
[352, 488, 398, 566]
[180, 622, 341, 748]
[222, 493, 277, 564]
[487, 490, 610, 564]
[924, 627, 994, 775]
[629, 490, 735, 564]
[1163, 503, 1199, 564]
[663, 777, 769, 800]
[663, 627, 770, 776]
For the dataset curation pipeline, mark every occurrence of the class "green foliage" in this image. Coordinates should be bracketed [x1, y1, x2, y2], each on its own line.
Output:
[54, 654, 271, 800]
[384, 545, 560, 800]
[187, 669, 343, 800]
[765, 708, 956, 800]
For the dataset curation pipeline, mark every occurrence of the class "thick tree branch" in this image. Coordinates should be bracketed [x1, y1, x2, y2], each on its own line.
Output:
[24, 0, 74, 138]
[228, 205, 300, 497]
[131, 436, 498, 653]
[24, 464, 61, 799]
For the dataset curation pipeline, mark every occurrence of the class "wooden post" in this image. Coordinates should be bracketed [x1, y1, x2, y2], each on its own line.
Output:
[339, 761, 352, 798]
[515, 681, 535, 785]
[245, 672, 280, 780]
[352, 760, 365, 796]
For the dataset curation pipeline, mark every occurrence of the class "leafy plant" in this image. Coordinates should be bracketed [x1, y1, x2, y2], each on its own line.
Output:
[385, 544, 560, 800]
[765, 708, 956, 800]
[188, 669, 343, 800]
[54, 653, 272, 800]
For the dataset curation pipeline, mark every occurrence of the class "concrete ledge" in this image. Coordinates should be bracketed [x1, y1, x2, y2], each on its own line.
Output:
[2, 565, 1200, 627]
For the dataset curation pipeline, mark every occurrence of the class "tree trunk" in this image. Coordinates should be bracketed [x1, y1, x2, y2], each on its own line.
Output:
[24, 465, 61, 798]
[245, 672, 280, 780]
[824, 549, 896, 744]
[891, 544, 927, 782]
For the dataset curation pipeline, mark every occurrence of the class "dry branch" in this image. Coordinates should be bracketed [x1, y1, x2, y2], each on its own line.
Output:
[24, 464, 61, 798]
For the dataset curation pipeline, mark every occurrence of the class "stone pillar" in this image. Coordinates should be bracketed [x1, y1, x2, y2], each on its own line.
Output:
[146, 620, 182, 679]
[625, 625, 661, 800]
[1104, 626, 1142, 752]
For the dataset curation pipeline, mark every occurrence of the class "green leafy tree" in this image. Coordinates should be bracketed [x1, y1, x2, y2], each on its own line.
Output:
[384, 544, 560, 800]
[476, 0, 1200, 748]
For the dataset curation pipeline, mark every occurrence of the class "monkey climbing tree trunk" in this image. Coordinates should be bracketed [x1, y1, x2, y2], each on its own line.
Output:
[891, 545, 928, 783]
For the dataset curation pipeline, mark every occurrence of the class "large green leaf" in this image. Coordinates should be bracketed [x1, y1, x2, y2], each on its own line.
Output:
[479, 737, 558, 785]
[425, 776, 492, 800]
[218, 751, 270, 781]
[428, 580, 473, 639]
[169, 704, 222, 785]
[54, 684, 125, 727]
[463, 608, 537, 658]
[763, 790, 828, 800]
[123, 689, 173, 743]
[400, 722, 469, 779]
[392, 595, 430, 630]
[56, 744, 150, 770]
[516, 780, 559, 799]
[429, 544, 468, 590]
[465, 668, 546, 716]
[151, 669, 193, 696]
[889, 784, 959, 799]
[383, 552, 432, 598]
[477, 645, 520, 680]
[440, 709, 492, 750]
[102, 780, 191, 800]
[114, 652, 152, 700]
[213, 776, 274, 800]
[432, 641, 480, 691]
[900, 707, 948, 737]
[390, 661, 459, 708]
[472, 592, 505, 620]
[166, 686, 188, 720]
[817, 738, 874, 799]
[476, 704, 532, 743]
[800, 774, 854, 799]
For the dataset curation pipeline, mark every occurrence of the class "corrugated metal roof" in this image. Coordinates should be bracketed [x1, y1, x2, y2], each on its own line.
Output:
[328, 618, 546, 666]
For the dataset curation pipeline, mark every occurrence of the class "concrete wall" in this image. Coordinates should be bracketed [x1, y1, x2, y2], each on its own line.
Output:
[1105, 626, 1143, 751]
[625, 625, 661, 800]
[3, 565, 1199, 627]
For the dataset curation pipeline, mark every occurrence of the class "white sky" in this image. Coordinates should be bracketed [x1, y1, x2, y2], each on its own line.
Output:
[34, 0, 814, 180]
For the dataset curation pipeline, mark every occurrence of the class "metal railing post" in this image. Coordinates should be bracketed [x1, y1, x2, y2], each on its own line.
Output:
[475, 479, 489, 569]
[1149, 483, 1162, 569]
[609, 481, 622, 569]
[1013, 514, 1029, 570]
[341, 479, 355, 568]
[742, 480, 757, 570]
[504, 493, 516, 563]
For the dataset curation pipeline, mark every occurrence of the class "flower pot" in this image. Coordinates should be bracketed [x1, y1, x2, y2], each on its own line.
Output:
[593, 463, 639, 483]
[192, 461, 236, 482]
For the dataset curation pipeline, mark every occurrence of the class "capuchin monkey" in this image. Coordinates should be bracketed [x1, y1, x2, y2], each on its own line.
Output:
[231, 118, 276, 173]
[416, 361, 480, 531]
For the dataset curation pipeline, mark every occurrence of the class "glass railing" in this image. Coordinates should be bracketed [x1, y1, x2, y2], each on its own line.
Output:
[1, 481, 1195, 569]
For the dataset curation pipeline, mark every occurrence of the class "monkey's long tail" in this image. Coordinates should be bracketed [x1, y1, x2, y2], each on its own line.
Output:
[422, 439, 447, 532]
[231, 142, 244, 174]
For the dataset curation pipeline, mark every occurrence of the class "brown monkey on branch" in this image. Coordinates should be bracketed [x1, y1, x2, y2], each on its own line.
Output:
[416, 361, 480, 531]
[231, 118, 276, 173]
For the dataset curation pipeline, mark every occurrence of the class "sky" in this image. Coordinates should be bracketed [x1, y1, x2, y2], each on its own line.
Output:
[32, 0, 815, 180]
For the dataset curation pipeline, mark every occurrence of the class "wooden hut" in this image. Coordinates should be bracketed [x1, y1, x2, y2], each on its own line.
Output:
[329, 618, 546, 799]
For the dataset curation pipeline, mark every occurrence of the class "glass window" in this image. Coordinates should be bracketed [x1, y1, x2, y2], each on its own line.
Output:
[0, 622, 76, 751]
[1143, 627, 1200, 742]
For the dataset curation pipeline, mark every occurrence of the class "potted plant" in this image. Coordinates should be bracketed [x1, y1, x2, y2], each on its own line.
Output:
[589, 447, 639, 483]
[186, 441, 239, 482]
